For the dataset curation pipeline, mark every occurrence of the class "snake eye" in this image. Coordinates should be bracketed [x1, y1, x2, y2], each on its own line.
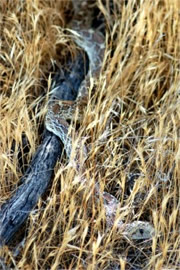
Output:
[139, 229, 144, 235]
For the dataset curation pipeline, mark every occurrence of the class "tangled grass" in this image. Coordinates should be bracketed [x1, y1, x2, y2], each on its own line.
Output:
[0, 0, 179, 269]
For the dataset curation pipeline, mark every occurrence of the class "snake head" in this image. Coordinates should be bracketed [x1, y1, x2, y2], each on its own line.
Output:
[122, 221, 155, 240]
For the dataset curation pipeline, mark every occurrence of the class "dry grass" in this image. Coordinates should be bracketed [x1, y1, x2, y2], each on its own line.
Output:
[0, 0, 179, 269]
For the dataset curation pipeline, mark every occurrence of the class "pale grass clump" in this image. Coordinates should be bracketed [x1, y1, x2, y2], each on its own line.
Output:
[0, 0, 179, 269]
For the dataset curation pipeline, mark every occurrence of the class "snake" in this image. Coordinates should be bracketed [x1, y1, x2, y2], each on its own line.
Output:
[45, 0, 155, 240]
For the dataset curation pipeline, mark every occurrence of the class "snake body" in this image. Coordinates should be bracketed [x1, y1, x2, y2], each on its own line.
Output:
[45, 0, 154, 240]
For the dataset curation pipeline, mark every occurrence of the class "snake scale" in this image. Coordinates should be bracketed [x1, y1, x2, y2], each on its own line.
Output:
[45, 0, 155, 240]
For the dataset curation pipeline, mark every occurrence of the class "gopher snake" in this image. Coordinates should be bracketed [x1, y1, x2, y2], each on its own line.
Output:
[45, 0, 155, 240]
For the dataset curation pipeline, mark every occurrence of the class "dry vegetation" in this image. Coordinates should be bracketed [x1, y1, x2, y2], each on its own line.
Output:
[0, 0, 179, 269]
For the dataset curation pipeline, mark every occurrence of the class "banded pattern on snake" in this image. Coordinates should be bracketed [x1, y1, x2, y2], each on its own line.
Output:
[45, 0, 155, 240]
